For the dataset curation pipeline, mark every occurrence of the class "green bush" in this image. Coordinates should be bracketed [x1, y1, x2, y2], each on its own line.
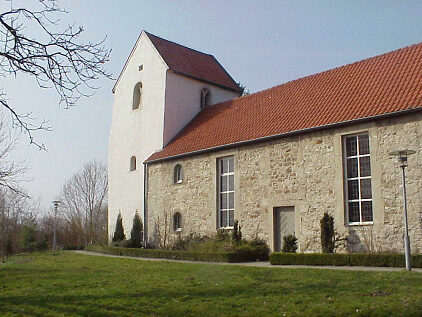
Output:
[86, 244, 269, 263]
[112, 212, 125, 242]
[36, 234, 49, 251]
[111, 239, 131, 248]
[282, 234, 298, 253]
[321, 212, 335, 253]
[129, 212, 143, 248]
[63, 245, 85, 250]
[22, 224, 38, 252]
[269, 252, 422, 268]
[231, 221, 242, 244]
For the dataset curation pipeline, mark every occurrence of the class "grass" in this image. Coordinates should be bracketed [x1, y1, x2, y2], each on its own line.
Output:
[0, 252, 421, 316]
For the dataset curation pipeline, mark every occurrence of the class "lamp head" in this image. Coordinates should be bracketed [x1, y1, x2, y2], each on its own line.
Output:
[389, 150, 416, 167]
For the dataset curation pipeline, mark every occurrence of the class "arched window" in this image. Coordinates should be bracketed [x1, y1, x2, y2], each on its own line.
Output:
[173, 212, 182, 231]
[174, 164, 183, 184]
[200, 88, 210, 109]
[133, 82, 142, 110]
[130, 156, 137, 171]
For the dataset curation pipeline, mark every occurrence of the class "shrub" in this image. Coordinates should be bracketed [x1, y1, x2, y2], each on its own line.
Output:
[6, 238, 13, 257]
[63, 245, 85, 250]
[112, 212, 125, 242]
[171, 233, 207, 251]
[321, 212, 335, 253]
[282, 234, 298, 253]
[129, 212, 143, 248]
[111, 239, 131, 248]
[216, 229, 230, 241]
[231, 220, 242, 244]
[86, 244, 269, 263]
[269, 252, 422, 268]
[36, 234, 49, 251]
[22, 224, 38, 252]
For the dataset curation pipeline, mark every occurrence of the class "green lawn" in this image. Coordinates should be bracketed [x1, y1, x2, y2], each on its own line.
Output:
[1, 252, 421, 316]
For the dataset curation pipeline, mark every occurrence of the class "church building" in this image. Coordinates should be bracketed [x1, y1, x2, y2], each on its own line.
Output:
[109, 31, 422, 253]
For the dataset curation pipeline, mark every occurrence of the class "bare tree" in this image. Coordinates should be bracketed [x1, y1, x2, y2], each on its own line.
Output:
[59, 160, 107, 245]
[0, 187, 33, 262]
[0, 113, 27, 195]
[0, 0, 112, 148]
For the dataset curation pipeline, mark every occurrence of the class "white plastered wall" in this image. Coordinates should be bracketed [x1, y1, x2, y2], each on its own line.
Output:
[163, 72, 241, 146]
[109, 32, 240, 240]
[108, 32, 168, 238]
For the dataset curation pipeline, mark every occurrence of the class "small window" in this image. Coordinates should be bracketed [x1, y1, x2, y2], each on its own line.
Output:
[200, 88, 210, 109]
[138, 64, 143, 71]
[130, 156, 137, 171]
[174, 164, 183, 183]
[133, 82, 142, 110]
[173, 212, 182, 231]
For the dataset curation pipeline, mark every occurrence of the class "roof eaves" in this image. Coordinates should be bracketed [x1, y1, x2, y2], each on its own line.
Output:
[144, 106, 422, 165]
[170, 69, 243, 92]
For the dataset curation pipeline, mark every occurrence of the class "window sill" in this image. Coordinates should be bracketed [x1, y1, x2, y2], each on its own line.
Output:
[174, 228, 182, 232]
[174, 181, 183, 185]
[218, 226, 234, 230]
[346, 222, 374, 227]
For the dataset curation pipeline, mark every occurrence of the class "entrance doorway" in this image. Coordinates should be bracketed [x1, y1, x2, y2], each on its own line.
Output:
[273, 206, 295, 252]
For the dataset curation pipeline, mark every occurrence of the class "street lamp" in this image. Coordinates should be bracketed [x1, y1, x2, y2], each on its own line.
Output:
[52, 200, 61, 251]
[389, 149, 416, 271]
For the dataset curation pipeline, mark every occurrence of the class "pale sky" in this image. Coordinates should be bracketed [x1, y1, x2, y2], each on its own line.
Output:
[2, 0, 421, 211]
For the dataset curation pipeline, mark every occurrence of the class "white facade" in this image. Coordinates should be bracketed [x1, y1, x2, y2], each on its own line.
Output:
[108, 31, 240, 238]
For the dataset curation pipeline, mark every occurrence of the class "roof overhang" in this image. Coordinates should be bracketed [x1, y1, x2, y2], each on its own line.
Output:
[144, 106, 422, 165]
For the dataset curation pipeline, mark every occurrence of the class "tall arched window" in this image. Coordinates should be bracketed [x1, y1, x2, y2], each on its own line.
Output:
[200, 88, 210, 109]
[130, 156, 137, 171]
[133, 82, 142, 110]
[173, 212, 182, 231]
[174, 164, 183, 184]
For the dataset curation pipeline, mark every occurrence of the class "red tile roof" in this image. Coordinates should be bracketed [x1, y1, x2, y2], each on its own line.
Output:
[146, 43, 422, 163]
[146, 32, 241, 92]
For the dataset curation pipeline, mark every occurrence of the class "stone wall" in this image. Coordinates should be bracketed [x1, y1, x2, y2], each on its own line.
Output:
[146, 112, 422, 253]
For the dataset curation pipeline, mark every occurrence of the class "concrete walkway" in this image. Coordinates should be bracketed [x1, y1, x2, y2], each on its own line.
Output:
[74, 250, 422, 273]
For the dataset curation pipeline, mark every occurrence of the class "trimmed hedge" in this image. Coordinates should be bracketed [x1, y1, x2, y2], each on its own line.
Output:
[63, 245, 85, 250]
[270, 252, 422, 268]
[86, 245, 268, 263]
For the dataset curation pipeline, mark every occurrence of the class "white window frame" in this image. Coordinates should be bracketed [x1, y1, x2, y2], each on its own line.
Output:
[343, 133, 373, 225]
[217, 156, 234, 229]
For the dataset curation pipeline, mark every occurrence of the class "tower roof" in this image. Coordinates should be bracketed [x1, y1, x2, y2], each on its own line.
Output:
[145, 32, 241, 92]
[113, 31, 242, 93]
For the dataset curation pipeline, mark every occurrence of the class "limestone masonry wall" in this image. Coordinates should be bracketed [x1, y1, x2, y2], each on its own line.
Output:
[147, 113, 422, 253]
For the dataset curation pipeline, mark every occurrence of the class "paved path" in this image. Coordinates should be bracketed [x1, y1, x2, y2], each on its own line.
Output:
[74, 250, 422, 273]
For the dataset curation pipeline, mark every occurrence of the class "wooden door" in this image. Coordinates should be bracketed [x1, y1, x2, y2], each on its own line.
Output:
[273, 207, 295, 251]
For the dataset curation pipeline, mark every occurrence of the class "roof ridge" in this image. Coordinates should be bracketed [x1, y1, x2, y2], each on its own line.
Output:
[144, 31, 214, 57]
[226, 41, 422, 105]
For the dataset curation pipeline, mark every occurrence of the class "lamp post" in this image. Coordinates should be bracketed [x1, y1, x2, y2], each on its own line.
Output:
[52, 200, 61, 251]
[389, 149, 416, 271]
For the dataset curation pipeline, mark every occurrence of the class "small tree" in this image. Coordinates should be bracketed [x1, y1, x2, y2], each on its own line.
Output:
[37, 234, 49, 251]
[112, 212, 125, 242]
[22, 223, 38, 252]
[129, 212, 143, 248]
[321, 212, 335, 253]
[231, 220, 242, 244]
[6, 238, 12, 259]
[282, 234, 298, 253]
